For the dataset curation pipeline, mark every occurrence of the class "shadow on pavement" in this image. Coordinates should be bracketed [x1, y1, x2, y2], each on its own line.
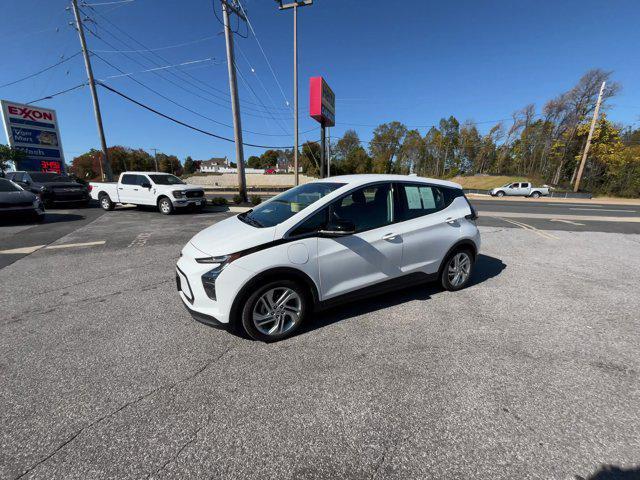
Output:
[300, 254, 506, 335]
[0, 212, 86, 227]
[576, 464, 640, 480]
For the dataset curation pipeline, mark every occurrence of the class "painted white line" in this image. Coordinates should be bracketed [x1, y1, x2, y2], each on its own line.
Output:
[128, 233, 151, 248]
[497, 217, 560, 240]
[45, 241, 106, 250]
[0, 245, 45, 255]
[482, 212, 640, 222]
[570, 208, 636, 213]
[550, 219, 585, 226]
[549, 203, 601, 207]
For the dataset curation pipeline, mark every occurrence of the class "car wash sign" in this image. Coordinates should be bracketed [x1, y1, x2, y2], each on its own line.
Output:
[309, 77, 335, 127]
[1, 100, 65, 173]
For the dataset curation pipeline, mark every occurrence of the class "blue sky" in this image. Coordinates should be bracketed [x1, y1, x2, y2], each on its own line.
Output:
[1, 0, 639, 164]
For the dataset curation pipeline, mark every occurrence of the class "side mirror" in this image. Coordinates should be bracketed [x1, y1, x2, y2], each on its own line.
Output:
[319, 219, 356, 237]
[141, 181, 151, 189]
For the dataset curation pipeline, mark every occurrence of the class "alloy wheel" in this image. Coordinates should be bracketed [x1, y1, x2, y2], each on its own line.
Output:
[448, 252, 471, 287]
[252, 287, 302, 336]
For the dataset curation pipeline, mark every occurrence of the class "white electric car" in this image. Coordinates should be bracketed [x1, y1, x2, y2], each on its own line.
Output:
[176, 174, 480, 342]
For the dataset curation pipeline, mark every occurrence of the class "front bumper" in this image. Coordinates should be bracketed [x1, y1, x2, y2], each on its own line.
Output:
[172, 198, 206, 208]
[179, 293, 226, 329]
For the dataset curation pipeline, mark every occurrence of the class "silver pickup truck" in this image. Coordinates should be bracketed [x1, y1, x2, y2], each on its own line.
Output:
[490, 182, 550, 198]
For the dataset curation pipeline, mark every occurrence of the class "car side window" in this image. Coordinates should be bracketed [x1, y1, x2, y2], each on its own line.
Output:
[329, 183, 393, 232]
[397, 184, 445, 221]
[121, 174, 137, 185]
[509, 183, 518, 188]
[289, 208, 328, 236]
[137, 175, 150, 186]
[5, 172, 15, 181]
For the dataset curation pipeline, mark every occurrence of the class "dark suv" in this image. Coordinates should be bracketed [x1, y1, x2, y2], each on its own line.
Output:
[5, 171, 90, 207]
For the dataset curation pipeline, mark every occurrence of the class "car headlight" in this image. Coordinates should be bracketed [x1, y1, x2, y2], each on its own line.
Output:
[198, 254, 241, 301]
[173, 190, 186, 198]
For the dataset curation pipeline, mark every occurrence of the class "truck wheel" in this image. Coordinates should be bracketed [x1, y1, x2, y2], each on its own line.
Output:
[495, 191, 505, 197]
[531, 191, 541, 199]
[99, 194, 115, 211]
[158, 197, 174, 215]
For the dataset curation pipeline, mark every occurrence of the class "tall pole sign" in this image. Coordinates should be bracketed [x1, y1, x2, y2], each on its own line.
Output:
[1, 100, 66, 173]
[309, 76, 335, 178]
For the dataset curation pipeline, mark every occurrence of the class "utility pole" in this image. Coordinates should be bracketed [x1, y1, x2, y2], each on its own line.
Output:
[319, 126, 326, 178]
[276, 0, 313, 185]
[574, 81, 606, 193]
[327, 127, 330, 177]
[221, 0, 247, 202]
[70, 0, 113, 181]
[150, 148, 159, 172]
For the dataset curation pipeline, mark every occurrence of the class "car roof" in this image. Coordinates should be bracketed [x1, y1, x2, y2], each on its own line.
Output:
[311, 174, 462, 190]
[121, 171, 173, 175]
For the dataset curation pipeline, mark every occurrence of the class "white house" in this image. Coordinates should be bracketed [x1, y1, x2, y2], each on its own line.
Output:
[198, 157, 229, 173]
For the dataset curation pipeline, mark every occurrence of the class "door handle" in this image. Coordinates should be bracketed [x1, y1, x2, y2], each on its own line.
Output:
[382, 233, 398, 241]
[133, 188, 138, 191]
[445, 217, 457, 225]
[118, 187, 123, 190]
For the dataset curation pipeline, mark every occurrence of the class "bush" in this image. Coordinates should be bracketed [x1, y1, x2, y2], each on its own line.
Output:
[250, 194, 262, 206]
[210, 197, 228, 206]
[232, 194, 243, 205]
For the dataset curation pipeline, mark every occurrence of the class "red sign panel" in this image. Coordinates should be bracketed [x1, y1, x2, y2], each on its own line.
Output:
[309, 77, 335, 127]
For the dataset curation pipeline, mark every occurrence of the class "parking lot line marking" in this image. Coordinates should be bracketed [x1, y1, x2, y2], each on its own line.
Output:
[550, 219, 586, 226]
[570, 208, 636, 213]
[482, 211, 640, 222]
[0, 245, 45, 255]
[497, 217, 560, 240]
[45, 241, 106, 250]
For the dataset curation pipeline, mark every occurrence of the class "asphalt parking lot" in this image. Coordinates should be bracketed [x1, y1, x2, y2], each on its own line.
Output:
[1, 202, 639, 479]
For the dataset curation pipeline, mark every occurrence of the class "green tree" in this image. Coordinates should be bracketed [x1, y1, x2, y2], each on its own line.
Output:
[300, 141, 321, 176]
[259, 150, 279, 168]
[0, 144, 26, 174]
[183, 156, 196, 174]
[247, 155, 261, 169]
[369, 121, 407, 173]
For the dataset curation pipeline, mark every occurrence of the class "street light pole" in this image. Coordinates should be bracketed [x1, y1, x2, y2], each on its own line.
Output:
[276, 1, 313, 185]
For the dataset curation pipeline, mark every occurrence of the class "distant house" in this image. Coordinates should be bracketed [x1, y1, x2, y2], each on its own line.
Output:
[198, 157, 229, 173]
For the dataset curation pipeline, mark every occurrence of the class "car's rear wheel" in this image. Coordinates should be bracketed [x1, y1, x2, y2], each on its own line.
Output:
[158, 197, 174, 215]
[531, 191, 541, 199]
[241, 280, 308, 342]
[99, 194, 114, 211]
[441, 250, 474, 291]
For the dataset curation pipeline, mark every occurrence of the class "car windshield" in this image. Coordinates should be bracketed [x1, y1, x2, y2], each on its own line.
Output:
[30, 173, 71, 182]
[149, 174, 184, 185]
[239, 182, 345, 228]
[0, 179, 22, 192]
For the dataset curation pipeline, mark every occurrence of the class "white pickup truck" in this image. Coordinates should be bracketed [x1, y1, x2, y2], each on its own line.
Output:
[490, 182, 550, 198]
[89, 172, 206, 214]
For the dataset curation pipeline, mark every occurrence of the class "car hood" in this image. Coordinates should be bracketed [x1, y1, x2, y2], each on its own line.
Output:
[188, 214, 276, 257]
[0, 190, 36, 204]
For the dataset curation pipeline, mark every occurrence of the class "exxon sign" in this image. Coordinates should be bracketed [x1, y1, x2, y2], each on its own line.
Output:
[1, 99, 65, 173]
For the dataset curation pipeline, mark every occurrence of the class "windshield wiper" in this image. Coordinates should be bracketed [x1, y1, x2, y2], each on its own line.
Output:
[238, 212, 263, 227]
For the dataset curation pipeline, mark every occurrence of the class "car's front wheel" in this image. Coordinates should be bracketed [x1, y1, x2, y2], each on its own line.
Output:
[158, 197, 174, 215]
[441, 250, 474, 291]
[495, 190, 505, 197]
[241, 280, 308, 342]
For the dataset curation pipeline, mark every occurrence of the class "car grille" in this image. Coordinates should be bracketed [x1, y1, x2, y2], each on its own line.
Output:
[0, 201, 32, 208]
[186, 190, 204, 198]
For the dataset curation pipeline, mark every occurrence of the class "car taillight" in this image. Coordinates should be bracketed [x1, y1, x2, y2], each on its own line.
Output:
[87, 185, 93, 192]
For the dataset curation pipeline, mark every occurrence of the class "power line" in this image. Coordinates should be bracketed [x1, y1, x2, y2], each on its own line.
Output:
[98, 57, 216, 80]
[27, 82, 87, 104]
[92, 35, 217, 53]
[82, 0, 135, 5]
[0, 52, 82, 89]
[97, 81, 299, 149]
[236, 0, 291, 109]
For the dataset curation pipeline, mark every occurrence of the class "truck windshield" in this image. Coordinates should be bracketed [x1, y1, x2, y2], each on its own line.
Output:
[239, 182, 345, 228]
[149, 174, 184, 185]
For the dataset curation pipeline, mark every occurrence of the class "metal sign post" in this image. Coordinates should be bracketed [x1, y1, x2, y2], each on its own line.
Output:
[309, 76, 335, 179]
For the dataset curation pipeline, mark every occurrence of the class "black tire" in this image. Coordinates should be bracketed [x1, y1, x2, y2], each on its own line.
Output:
[440, 248, 475, 291]
[531, 191, 541, 199]
[32, 211, 45, 222]
[99, 194, 115, 211]
[158, 197, 174, 215]
[240, 279, 309, 342]
[495, 190, 505, 197]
